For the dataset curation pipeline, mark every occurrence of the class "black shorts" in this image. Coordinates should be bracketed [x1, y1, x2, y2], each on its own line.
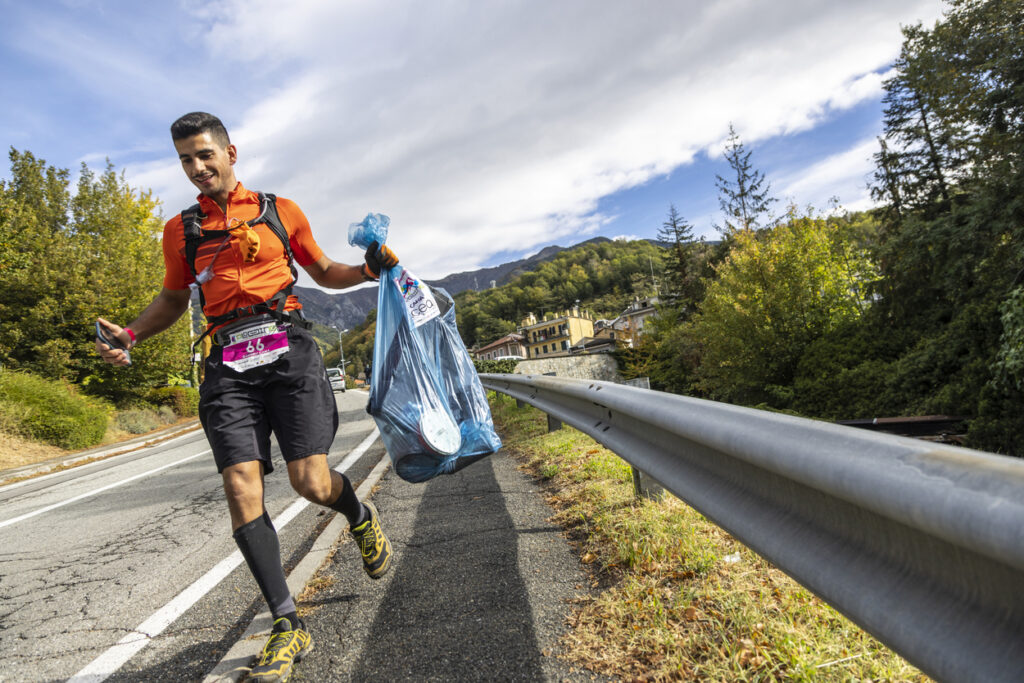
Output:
[198, 323, 339, 474]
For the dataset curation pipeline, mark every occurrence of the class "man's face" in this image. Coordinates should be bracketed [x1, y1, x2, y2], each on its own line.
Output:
[174, 132, 237, 200]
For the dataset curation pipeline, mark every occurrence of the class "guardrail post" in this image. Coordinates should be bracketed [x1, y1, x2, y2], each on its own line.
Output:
[632, 467, 665, 500]
[515, 399, 526, 409]
[543, 372, 562, 432]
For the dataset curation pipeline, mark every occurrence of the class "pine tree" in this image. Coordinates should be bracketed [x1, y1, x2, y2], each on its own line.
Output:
[714, 124, 776, 234]
[656, 204, 693, 302]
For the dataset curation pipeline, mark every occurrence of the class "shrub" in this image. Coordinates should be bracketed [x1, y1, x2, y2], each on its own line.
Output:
[473, 358, 520, 374]
[0, 371, 109, 449]
[148, 386, 200, 417]
[114, 408, 163, 434]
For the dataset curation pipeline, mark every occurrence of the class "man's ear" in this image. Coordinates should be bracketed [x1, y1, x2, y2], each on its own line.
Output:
[227, 144, 238, 165]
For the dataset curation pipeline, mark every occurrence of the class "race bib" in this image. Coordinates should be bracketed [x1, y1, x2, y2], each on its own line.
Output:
[393, 268, 440, 328]
[222, 321, 289, 372]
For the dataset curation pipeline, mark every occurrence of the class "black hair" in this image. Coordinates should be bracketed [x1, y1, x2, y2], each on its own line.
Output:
[170, 112, 231, 147]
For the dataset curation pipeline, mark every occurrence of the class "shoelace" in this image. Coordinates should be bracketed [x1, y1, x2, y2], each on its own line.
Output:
[356, 524, 379, 558]
[262, 626, 300, 660]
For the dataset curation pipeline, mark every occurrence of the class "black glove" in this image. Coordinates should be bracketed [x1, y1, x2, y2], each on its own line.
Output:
[363, 241, 399, 280]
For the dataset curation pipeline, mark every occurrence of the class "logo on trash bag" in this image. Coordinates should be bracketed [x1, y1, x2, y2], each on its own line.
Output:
[393, 268, 440, 328]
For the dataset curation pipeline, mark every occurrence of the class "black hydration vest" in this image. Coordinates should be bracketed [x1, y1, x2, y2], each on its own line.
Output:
[181, 191, 310, 341]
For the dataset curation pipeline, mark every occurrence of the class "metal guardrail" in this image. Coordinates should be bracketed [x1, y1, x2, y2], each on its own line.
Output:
[480, 373, 1024, 683]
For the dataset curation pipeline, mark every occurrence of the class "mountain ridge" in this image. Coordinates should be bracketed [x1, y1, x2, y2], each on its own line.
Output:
[296, 236, 618, 329]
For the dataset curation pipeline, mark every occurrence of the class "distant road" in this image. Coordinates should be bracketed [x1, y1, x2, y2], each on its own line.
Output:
[0, 390, 385, 683]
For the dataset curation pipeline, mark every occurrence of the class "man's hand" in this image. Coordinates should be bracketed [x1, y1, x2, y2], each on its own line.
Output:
[95, 318, 133, 367]
[363, 241, 399, 280]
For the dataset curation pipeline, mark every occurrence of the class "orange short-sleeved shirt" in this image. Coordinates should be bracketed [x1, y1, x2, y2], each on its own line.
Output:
[162, 183, 323, 322]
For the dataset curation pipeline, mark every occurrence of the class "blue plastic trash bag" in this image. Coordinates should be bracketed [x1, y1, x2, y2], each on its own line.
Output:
[348, 213, 390, 250]
[360, 234, 501, 483]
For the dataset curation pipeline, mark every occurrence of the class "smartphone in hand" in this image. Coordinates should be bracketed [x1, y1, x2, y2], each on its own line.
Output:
[95, 321, 131, 365]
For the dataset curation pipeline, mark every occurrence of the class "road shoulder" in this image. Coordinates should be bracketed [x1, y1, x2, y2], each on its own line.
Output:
[288, 450, 598, 682]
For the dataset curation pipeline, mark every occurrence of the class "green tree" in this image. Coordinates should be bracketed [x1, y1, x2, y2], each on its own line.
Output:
[688, 211, 877, 407]
[714, 124, 776, 234]
[656, 204, 694, 306]
[0, 150, 191, 401]
[861, 0, 1024, 453]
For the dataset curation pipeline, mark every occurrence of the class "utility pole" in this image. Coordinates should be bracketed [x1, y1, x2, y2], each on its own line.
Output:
[334, 326, 349, 387]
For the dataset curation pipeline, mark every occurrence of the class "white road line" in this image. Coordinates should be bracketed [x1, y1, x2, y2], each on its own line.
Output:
[0, 450, 211, 530]
[67, 428, 380, 683]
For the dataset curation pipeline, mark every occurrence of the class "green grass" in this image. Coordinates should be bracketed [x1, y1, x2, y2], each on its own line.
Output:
[489, 393, 928, 682]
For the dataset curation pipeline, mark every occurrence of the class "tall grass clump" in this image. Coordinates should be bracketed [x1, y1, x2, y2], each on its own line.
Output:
[0, 371, 110, 449]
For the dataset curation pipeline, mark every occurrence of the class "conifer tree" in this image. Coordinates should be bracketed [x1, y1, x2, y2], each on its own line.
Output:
[714, 124, 776, 234]
[656, 204, 693, 301]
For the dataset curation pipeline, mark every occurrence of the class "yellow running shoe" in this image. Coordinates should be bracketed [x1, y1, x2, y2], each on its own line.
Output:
[350, 501, 392, 579]
[247, 616, 312, 683]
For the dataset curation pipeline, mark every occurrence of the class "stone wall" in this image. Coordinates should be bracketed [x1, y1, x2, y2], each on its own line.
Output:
[513, 353, 621, 382]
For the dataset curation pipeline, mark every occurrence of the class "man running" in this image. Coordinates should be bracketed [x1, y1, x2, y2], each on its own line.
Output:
[96, 112, 396, 682]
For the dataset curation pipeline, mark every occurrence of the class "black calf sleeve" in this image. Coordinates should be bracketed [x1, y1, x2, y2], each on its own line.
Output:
[328, 472, 367, 527]
[233, 510, 296, 619]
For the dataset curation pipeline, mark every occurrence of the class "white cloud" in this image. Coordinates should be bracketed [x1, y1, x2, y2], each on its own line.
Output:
[103, 0, 947, 283]
[780, 138, 882, 212]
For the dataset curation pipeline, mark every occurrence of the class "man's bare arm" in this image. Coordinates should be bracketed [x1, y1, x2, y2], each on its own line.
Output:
[302, 255, 368, 290]
[96, 287, 192, 366]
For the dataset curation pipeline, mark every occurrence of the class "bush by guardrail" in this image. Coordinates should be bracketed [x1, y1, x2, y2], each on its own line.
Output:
[0, 371, 110, 449]
[473, 358, 520, 374]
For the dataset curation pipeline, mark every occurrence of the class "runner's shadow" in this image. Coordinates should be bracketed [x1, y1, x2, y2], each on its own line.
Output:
[351, 458, 546, 680]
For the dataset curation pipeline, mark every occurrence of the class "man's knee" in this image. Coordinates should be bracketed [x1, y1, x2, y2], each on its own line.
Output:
[292, 474, 333, 504]
[222, 461, 265, 522]
[288, 457, 333, 504]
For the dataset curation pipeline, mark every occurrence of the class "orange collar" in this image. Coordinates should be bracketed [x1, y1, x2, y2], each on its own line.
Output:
[196, 182, 260, 217]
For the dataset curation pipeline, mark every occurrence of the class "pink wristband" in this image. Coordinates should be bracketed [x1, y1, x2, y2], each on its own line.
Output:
[124, 327, 137, 345]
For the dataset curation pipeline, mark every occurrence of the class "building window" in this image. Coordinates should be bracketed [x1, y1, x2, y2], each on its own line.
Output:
[562, 341, 568, 350]
[543, 344, 548, 353]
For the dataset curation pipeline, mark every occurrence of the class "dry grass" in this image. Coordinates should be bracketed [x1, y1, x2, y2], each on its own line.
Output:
[490, 394, 930, 682]
[0, 430, 65, 470]
[296, 571, 338, 619]
[0, 417, 200, 482]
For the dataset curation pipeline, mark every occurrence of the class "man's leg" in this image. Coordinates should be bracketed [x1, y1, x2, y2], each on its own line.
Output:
[287, 454, 392, 578]
[224, 461, 299, 623]
[287, 454, 364, 525]
[225, 461, 312, 682]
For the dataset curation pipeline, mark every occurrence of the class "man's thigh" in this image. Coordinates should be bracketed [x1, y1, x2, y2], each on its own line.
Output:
[199, 365, 274, 473]
[264, 326, 340, 462]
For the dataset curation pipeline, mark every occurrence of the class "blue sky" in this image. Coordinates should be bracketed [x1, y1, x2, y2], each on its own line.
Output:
[1, 0, 946, 282]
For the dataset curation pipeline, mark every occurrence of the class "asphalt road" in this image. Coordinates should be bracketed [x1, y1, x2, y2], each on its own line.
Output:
[0, 390, 385, 683]
[287, 438, 599, 682]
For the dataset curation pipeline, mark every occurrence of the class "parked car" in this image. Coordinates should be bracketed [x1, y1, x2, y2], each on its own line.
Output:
[327, 367, 345, 392]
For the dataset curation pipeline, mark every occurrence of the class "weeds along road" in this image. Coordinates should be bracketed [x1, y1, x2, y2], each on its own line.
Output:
[0, 390, 385, 683]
